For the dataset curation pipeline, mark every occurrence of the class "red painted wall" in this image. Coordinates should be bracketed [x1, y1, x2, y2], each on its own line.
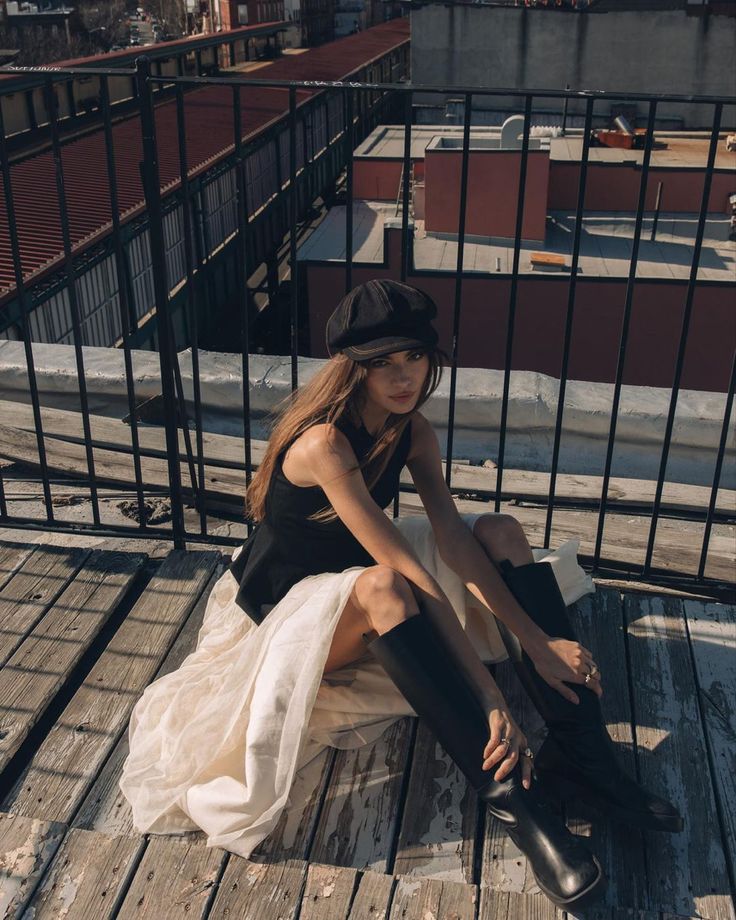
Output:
[533, 163, 733, 213]
[302, 230, 734, 392]
[353, 159, 405, 201]
[424, 149, 550, 241]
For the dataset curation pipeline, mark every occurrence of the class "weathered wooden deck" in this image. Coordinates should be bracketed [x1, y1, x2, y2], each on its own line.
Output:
[0, 538, 734, 920]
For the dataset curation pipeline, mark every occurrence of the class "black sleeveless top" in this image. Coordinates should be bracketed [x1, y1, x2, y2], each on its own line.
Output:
[229, 416, 412, 623]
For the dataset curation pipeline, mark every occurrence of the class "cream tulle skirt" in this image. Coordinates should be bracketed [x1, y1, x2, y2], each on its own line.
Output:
[119, 513, 594, 858]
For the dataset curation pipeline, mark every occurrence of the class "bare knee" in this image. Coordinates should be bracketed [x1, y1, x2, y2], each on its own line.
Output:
[473, 513, 532, 566]
[354, 565, 418, 635]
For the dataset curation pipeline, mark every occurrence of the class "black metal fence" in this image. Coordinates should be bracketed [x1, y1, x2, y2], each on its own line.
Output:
[0, 60, 734, 591]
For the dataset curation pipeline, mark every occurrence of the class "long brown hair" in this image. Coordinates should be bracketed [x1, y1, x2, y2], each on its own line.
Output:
[246, 349, 444, 523]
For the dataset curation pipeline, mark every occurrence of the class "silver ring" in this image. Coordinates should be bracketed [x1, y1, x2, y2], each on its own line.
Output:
[590, 663, 600, 677]
[500, 736, 511, 746]
[584, 672, 593, 685]
[522, 747, 534, 760]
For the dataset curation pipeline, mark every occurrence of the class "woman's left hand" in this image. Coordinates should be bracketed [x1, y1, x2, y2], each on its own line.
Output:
[482, 707, 534, 789]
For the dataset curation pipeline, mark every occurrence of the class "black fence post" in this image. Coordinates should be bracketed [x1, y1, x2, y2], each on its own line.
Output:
[136, 56, 187, 549]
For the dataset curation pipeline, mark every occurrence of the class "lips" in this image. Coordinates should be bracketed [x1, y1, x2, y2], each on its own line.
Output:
[391, 392, 415, 400]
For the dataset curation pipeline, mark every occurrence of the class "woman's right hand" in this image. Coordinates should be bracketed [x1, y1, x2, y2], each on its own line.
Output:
[482, 706, 533, 789]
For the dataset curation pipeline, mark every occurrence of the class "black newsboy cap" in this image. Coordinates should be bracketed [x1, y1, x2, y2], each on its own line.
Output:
[326, 279, 439, 360]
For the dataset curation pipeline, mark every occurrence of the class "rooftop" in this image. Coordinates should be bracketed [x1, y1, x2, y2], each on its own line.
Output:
[354, 125, 736, 170]
[297, 200, 736, 281]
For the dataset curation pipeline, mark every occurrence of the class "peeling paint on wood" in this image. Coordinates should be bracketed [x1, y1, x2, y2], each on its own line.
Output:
[0, 550, 146, 774]
[478, 889, 560, 919]
[310, 717, 414, 874]
[298, 863, 359, 919]
[0, 812, 66, 918]
[115, 836, 223, 918]
[683, 598, 736, 892]
[624, 594, 734, 920]
[206, 858, 308, 919]
[23, 828, 142, 919]
[389, 874, 476, 920]
[4, 551, 218, 823]
[393, 722, 477, 884]
[254, 747, 336, 861]
[347, 869, 394, 918]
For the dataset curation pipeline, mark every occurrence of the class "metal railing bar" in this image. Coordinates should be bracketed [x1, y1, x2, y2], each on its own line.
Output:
[698, 352, 736, 580]
[344, 87, 354, 294]
[136, 72, 736, 106]
[176, 81, 208, 536]
[0, 93, 55, 521]
[399, 89, 412, 284]
[444, 91, 472, 490]
[542, 94, 595, 549]
[592, 99, 658, 569]
[135, 58, 186, 549]
[100, 74, 147, 529]
[170, 347, 201, 504]
[233, 83, 254, 535]
[289, 85, 299, 392]
[44, 75, 101, 526]
[643, 102, 724, 577]
[494, 92, 533, 513]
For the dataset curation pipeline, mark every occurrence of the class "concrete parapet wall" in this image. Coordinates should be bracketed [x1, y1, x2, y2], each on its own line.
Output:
[0, 340, 732, 488]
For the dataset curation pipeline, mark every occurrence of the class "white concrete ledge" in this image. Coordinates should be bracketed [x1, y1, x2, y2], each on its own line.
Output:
[0, 340, 732, 488]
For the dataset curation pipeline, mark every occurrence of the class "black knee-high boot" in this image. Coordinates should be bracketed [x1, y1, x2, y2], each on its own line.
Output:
[498, 560, 683, 833]
[367, 613, 606, 911]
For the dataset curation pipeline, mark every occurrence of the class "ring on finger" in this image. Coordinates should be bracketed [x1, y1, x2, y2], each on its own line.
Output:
[584, 672, 593, 685]
[500, 736, 511, 746]
[521, 747, 534, 759]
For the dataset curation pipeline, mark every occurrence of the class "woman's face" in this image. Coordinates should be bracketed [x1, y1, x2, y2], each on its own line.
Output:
[360, 349, 430, 418]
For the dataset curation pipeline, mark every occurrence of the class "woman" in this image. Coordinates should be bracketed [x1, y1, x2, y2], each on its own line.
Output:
[121, 280, 680, 911]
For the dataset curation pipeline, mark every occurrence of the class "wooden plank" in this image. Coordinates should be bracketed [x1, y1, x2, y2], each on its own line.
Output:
[0, 811, 66, 918]
[480, 660, 546, 896]
[624, 594, 733, 920]
[0, 542, 36, 593]
[252, 746, 336, 861]
[22, 827, 142, 919]
[478, 889, 559, 920]
[309, 717, 414, 874]
[563, 587, 648, 911]
[388, 875, 477, 920]
[0, 545, 90, 668]
[392, 721, 478, 883]
[72, 564, 224, 836]
[0, 549, 146, 775]
[347, 870, 394, 919]
[4, 550, 219, 823]
[206, 858, 308, 920]
[683, 599, 736, 889]
[115, 837, 223, 919]
[298, 863, 359, 920]
[1, 399, 731, 520]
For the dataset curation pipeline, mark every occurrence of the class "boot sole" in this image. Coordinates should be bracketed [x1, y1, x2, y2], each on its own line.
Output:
[537, 768, 685, 834]
[534, 855, 607, 912]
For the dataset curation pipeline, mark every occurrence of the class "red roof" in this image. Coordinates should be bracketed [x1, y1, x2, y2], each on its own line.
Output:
[0, 19, 409, 303]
